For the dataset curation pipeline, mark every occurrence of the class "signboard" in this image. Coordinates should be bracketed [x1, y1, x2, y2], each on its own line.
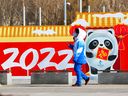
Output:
[0, 42, 76, 76]
[0, 26, 89, 76]
[1, 12, 128, 76]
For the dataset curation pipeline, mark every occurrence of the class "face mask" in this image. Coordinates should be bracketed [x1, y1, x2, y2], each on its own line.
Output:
[73, 32, 78, 37]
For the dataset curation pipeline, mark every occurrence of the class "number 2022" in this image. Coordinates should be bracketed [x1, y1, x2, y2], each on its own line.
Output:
[1, 48, 74, 70]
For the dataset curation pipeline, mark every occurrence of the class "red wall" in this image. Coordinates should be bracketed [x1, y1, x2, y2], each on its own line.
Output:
[0, 38, 126, 76]
[0, 42, 89, 76]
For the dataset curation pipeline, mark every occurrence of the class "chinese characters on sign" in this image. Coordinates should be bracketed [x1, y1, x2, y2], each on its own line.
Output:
[96, 48, 109, 60]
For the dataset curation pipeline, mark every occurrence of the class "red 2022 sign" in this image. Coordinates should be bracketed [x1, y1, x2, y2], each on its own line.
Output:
[0, 42, 75, 76]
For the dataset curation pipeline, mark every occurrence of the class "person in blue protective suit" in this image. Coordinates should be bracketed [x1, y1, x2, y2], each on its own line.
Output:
[69, 25, 90, 87]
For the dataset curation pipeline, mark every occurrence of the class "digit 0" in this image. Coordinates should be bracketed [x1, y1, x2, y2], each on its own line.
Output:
[20, 48, 39, 70]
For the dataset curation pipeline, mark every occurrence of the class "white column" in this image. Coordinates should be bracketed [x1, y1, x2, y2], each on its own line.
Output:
[103, 6, 106, 12]
[64, 0, 67, 25]
[39, 7, 42, 26]
[88, 5, 90, 12]
[80, 0, 82, 13]
[23, 6, 26, 26]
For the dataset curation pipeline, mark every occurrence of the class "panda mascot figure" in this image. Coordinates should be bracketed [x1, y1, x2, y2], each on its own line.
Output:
[85, 29, 118, 75]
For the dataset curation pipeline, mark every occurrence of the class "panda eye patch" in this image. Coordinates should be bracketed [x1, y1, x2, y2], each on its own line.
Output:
[104, 40, 113, 49]
[89, 40, 99, 49]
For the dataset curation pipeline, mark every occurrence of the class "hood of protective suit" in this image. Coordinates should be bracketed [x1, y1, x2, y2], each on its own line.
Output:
[76, 28, 87, 40]
[70, 25, 87, 40]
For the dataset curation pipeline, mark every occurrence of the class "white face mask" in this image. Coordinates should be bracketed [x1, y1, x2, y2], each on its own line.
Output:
[73, 32, 78, 37]
[73, 37, 77, 41]
[73, 32, 78, 41]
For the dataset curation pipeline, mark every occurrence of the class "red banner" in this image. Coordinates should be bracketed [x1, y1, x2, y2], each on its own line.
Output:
[0, 42, 89, 76]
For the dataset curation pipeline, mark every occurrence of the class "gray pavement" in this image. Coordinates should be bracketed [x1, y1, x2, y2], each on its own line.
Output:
[0, 76, 128, 96]
[0, 84, 128, 96]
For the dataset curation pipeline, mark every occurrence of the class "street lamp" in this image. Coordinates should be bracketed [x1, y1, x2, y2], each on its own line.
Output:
[67, 2, 72, 24]
[64, 0, 71, 25]
[22, 0, 26, 26]
[79, 0, 82, 13]
[64, 0, 67, 25]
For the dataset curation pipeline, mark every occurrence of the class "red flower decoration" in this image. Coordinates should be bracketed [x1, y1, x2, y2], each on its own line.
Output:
[114, 24, 128, 50]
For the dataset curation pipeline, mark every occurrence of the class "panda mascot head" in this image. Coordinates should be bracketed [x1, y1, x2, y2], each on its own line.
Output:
[85, 29, 118, 74]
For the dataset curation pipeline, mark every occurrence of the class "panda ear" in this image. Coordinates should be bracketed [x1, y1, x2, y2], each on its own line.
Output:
[108, 29, 115, 35]
[87, 30, 94, 36]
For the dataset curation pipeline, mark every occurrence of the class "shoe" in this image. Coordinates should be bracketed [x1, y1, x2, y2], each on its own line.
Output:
[85, 77, 90, 85]
[72, 83, 81, 87]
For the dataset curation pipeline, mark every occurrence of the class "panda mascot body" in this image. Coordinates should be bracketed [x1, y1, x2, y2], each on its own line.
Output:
[85, 29, 118, 74]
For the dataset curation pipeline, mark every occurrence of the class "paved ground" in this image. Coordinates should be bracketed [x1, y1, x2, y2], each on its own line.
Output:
[0, 76, 128, 96]
[0, 84, 128, 96]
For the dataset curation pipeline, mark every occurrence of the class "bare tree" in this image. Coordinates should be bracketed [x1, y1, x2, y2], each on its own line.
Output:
[89, 0, 128, 12]
[0, 0, 23, 25]
[0, 0, 128, 26]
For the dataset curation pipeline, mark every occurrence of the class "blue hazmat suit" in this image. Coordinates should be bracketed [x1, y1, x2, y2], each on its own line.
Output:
[69, 27, 89, 86]
[73, 38, 89, 86]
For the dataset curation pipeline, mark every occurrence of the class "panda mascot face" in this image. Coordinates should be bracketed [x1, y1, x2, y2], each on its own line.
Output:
[85, 29, 118, 71]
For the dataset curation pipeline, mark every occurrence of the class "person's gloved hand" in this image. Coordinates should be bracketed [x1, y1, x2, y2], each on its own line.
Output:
[73, 59, 77, 63]
[68, 44, 74, 49]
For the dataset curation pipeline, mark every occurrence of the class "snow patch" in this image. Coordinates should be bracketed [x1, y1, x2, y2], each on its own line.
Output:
[32, 29, 56, 35]
[122, 18, 128, 25]
[93, 12, 126, 18]
[71, 19, 90, 27]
